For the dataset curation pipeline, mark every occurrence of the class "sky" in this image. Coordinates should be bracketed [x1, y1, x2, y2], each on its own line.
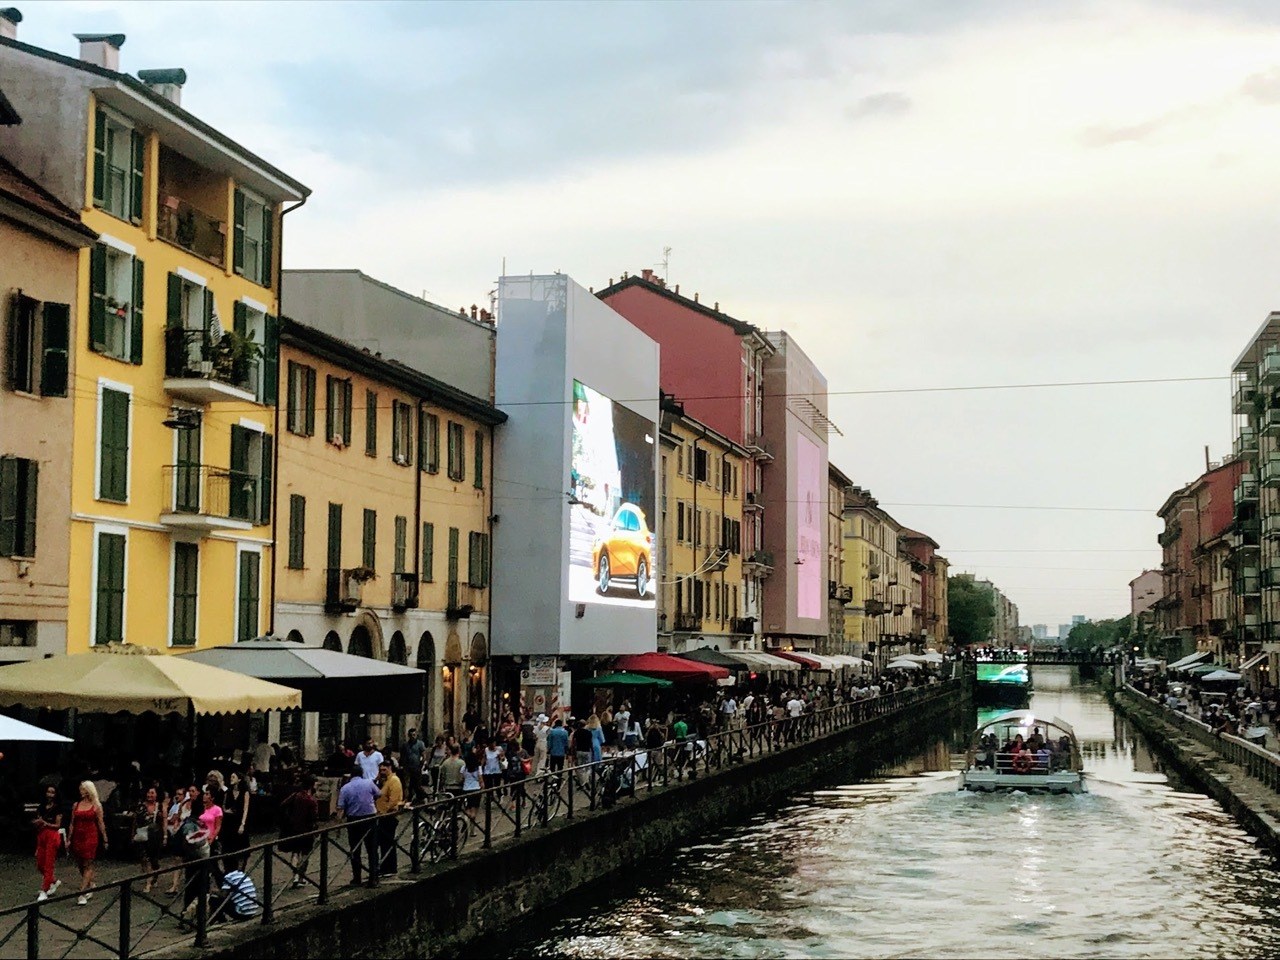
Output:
[18, 0, 1280, 626]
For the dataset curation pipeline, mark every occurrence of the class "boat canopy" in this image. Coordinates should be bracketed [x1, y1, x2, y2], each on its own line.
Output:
[975, 711, 1077, 738]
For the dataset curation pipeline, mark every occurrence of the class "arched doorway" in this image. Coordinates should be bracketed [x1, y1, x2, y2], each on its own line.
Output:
[285, 629, 304, 644]
[442, 631, 463, 735]
[387, 631, 407, 747]
[348, 625, 373, 659]
[322, 631, 341, 651]
[467, 633, 488, 728]
[346, 625, 374, 744]
[417, 632, 435, 737]
[320, 631, 343, 750]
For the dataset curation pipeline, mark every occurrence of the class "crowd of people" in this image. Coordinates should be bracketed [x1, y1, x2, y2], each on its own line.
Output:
[1131, 669, 1279, 744]
[970, 728, 1075, 774]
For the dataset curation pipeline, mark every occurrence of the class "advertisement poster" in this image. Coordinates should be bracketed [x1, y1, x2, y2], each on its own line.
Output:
[796, 434, 823, 619]
[977, 663, 1029, 685]
[568, 379, 657, 607]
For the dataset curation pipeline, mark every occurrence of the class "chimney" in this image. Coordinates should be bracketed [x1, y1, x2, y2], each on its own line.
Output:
[75, 33, 125, 72]
[693, 292, 699, 303]
[0, 8, 21, 40]
[641, 269, 653, 281]
[137, 68, 186, 106]
[714, 301, 719, 312]
[674, 284, 679, 295]
[470, 304, 478, 320]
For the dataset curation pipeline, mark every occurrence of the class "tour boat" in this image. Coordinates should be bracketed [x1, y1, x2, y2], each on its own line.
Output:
[958, 710, 1086, 794]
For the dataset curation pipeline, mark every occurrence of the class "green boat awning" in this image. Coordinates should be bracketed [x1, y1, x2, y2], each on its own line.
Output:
[579, 672, 673, 688]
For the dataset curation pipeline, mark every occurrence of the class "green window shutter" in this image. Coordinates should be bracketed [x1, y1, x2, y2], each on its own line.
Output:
[233, 300, 247, 338]
[99, 389, 129, 502]
[89, 244, 108, 353]
[262, 314, 278, 405]
[261, 204, 274, 289]
[394, 515, 407, 574]
[362, 508, 376, 570]
[481, 532, 490, 588]
[232, 188, 246, 275]
[6, 293, 32, 392]
[324, 376, 335, 442]
[172, 542, 198, 646]
[229, 425, 250, 520]
[95, 532, 125, 645]
[417, 407, 426, 470]
[285, 362, 299, 434]
[20, 460, 37, 558]
[342, 380, 353, 444]
[473, 430, 484, 489]
[203, 288, 216, 346]
[366, 391, 378, 456]
[421, 522, 434, 582]
[130, 129, 144, 223]
[237, 551, 260, 642]
[467, 532, 479, 587]
[40, 302, 70, 397]
[0, 456, 17, 556]
[166, 272, 182, 328]
[258, 432, 273, 524]
[288, 494, 305, 569]
[327, 503, 342, 570]
[92, 108, 106, 206]
[129, 258, 144, 365]
[304, 367, 316, 436]
[447, 527, 459, 587]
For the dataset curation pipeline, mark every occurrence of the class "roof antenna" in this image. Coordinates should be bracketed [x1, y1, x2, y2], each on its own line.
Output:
[660, 245, 671, 281]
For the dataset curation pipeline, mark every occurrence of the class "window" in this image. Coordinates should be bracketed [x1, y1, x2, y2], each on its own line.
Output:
[447, 526, 460, 587]
[171, 542, 198, 647]
[0, 456, 38, 558]
[694, 448, 708, 483]
[98, 386, 130, 502]
[287, 494, 306, 569]
[233, 188, 273, 288]
[163, 273, 214, 380]
[392, 400, 413, 466]
[6, 294, 70, 397]
[236, 550, 261, 642]
[447, 421, 465, 481]
[394, 515, 407, 574]
[94, 531, 126, 645]
[92, 108, 143, 222]
[0, 620, 34, 648]
[419, 411, 439, 474]
[232, 302, 276, 405]
[365, 390, 378, 456]
[229, 425, 272, 524]
[89, 244, 143, 364]
[421, 522, 434, 582]
[286, 361, 316, 436]
[473, 430, 484, 489]
[325, 376, 353, 447]
[677, 502, 686, 543]
[362, 508, 377, 570]
[327, 503, 343, 570]
[468, 531, 491, 588]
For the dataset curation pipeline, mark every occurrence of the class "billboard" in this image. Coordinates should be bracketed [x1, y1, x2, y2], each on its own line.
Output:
[796, 434, 823, 619]
[568, 379, 656, 608]
[977, 663, 1029, 685]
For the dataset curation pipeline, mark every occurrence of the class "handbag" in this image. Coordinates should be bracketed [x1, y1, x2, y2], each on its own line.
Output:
[521, 758, 533, 776]
[133, 825, 149, 844]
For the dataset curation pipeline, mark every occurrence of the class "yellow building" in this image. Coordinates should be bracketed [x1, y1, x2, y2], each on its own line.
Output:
[826, 464, 852, 654]
[274, 319, 506, 749]
[658, 403, 751, 652]
[842, 485, 913, 667]
[0, 34, 309, 653]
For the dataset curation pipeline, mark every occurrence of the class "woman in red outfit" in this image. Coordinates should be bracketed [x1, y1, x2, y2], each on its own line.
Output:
[67, 781, 107, 905]
[31, 785, 63, 901]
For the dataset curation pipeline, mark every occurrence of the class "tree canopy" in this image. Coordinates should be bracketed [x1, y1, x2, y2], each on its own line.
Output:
[948, 576, 995, 647]
[1065, 615, 1132, 652]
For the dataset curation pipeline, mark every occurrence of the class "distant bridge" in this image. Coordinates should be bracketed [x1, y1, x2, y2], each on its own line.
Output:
[969, 653, 1118, 667]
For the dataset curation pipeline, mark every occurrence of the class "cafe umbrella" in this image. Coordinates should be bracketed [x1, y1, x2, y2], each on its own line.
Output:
[579, 672, 674, 688]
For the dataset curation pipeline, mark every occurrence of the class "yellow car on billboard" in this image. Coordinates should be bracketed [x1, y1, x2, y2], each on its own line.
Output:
[593, 502, 653, 598]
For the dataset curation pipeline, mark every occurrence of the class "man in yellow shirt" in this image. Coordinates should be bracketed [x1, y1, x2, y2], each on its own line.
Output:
[375, 761, 404, 875]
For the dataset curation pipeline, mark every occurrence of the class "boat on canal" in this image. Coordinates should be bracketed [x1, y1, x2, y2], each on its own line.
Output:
[958, 710, 1086, 794]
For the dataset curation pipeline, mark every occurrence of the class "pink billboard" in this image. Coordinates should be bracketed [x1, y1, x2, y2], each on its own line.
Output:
[796, 434, 823, 619]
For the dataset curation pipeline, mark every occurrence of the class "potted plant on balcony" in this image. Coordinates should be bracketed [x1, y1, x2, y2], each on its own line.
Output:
[210, 329, 261, 386]
[348, 566, 377, 583]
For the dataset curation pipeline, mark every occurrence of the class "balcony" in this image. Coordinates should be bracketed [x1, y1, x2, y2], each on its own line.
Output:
[743, 434, 774, 461]
[159, 464, 256, 531]
[1235, 426, 1259, 459]
[1262, 351, 1280, 387]
[1263, 458, 1280, 489]
[1265, 515, 1280, 540]
[391, 573, 419, 611]
[446, 581, 474, 620]
[325, 568, 363, 614]
[674, 612, 701, 632]
[730, 616, 756, 635]
[743, 491, 763, 513]
[865, 599, 887, 617]
[164, 327, 258, 405]
[743, 550, 775, 575]
[1235, 518, 1262, 551]
[1234, 378, 1259, 414]
[1264, 409, 1280, 438]
[1263, 568, 1280, 589]
[833, 584, 854, 604]
[1234, 475, 1260, 506]
[1236, 574, 1261, 597]
[157, 195, 226, 267]
[868, 561, 881, 580]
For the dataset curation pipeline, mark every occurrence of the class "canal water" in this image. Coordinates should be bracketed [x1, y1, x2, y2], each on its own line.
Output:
[498, 668, 1280, 959]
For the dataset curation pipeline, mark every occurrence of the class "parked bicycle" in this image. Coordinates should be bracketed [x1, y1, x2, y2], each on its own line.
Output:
[414, 794, 475, 864]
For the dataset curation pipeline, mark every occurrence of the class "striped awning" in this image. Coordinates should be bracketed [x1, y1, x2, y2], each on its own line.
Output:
[722, 651, 800, 671]
[1241, 652, 1268, 671]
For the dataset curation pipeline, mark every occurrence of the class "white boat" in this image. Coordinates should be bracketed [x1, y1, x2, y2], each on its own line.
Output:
[958, 710, 1086, 794]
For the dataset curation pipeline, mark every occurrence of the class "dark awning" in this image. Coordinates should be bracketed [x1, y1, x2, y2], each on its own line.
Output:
[676, 647, 749, 672]
[179, 639, 425, 714]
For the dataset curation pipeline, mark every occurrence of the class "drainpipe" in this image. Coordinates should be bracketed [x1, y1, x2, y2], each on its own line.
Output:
[266, 194, 308, 637]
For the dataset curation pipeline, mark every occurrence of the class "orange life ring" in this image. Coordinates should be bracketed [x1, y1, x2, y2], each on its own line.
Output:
[1012, 752, 1033, 774]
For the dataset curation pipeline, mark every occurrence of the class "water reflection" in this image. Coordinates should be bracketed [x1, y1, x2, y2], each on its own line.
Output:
[498, 668, 1280, 959]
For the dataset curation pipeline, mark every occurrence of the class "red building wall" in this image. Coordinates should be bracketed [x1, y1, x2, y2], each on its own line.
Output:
[1202, 460, 1245, 541]
[599, 285, 747, 444]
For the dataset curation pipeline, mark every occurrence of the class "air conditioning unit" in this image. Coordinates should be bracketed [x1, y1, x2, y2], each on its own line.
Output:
[340, 570, 364, 606]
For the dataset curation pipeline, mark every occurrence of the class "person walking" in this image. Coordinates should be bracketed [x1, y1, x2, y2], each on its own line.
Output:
[356, 740, 383, 781]
[461, 752, 483, 825]
[68, 781, 108, 905]
[572, 720, 594, 786]
[546, 718, 569, 773]
[221, 772, 252, 873]
[482, 738, 505, 790]
[586, 715, 604, 763]
[401, 729, 426, 801]
[277, 775, 319, 888]
[337, 773, 381, 886]
[438, 744, 465, 795]
[615, 702, 631, 748]
[32, 785, 63, 901]
[533, 714, 550, 775]
[132, 786, 166, 893]
[375, 760, 403, 875]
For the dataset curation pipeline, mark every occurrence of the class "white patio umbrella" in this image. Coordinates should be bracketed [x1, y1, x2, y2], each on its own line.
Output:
[919, 652, 945, 664]
[887, 659, 922, 670]
[0, 714, 73, 743]
[1201, 670, 1242, 682]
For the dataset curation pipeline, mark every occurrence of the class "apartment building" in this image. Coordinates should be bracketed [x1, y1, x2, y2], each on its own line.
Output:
[826, 464, 852, 654]
[0, 29, 309, 652]
[841, 486, 914, 666]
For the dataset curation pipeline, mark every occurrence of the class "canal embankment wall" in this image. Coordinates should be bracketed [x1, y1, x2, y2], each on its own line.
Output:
[1109, 682, 1280, 860]
[158, 681, 971, 960]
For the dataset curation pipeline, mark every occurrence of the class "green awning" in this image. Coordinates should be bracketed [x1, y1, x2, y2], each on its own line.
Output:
[579, 672, 673, 688]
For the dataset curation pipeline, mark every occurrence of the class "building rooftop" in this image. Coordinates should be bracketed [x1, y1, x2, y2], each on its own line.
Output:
[0, 152, 97, 243]
[596, 271, 771, 344]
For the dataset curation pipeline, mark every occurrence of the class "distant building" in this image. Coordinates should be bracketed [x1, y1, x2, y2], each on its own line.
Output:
[1072, 614, 1086, 626]
[1032, 624, 1049, 639]
[1128, 570, 1162, 618]
[1058, 624, 1072, 641]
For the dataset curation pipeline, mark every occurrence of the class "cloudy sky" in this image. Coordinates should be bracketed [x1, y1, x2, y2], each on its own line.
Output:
[21, 0, 1280, 627]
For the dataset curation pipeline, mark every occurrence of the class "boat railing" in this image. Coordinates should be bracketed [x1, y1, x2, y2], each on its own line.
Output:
[970, 750, 1074, 774]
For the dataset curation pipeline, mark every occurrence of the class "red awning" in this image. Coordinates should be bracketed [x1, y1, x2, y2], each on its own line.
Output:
[768, 650, 822, 670]
[613, 653, 730, 682]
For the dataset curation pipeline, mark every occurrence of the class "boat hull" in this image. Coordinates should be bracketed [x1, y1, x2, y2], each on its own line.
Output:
[959, 770, 1086, 794]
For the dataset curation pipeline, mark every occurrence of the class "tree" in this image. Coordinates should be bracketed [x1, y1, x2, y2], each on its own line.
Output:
[948, 576, 995, 647]
[1065, 615, 1132, 652]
